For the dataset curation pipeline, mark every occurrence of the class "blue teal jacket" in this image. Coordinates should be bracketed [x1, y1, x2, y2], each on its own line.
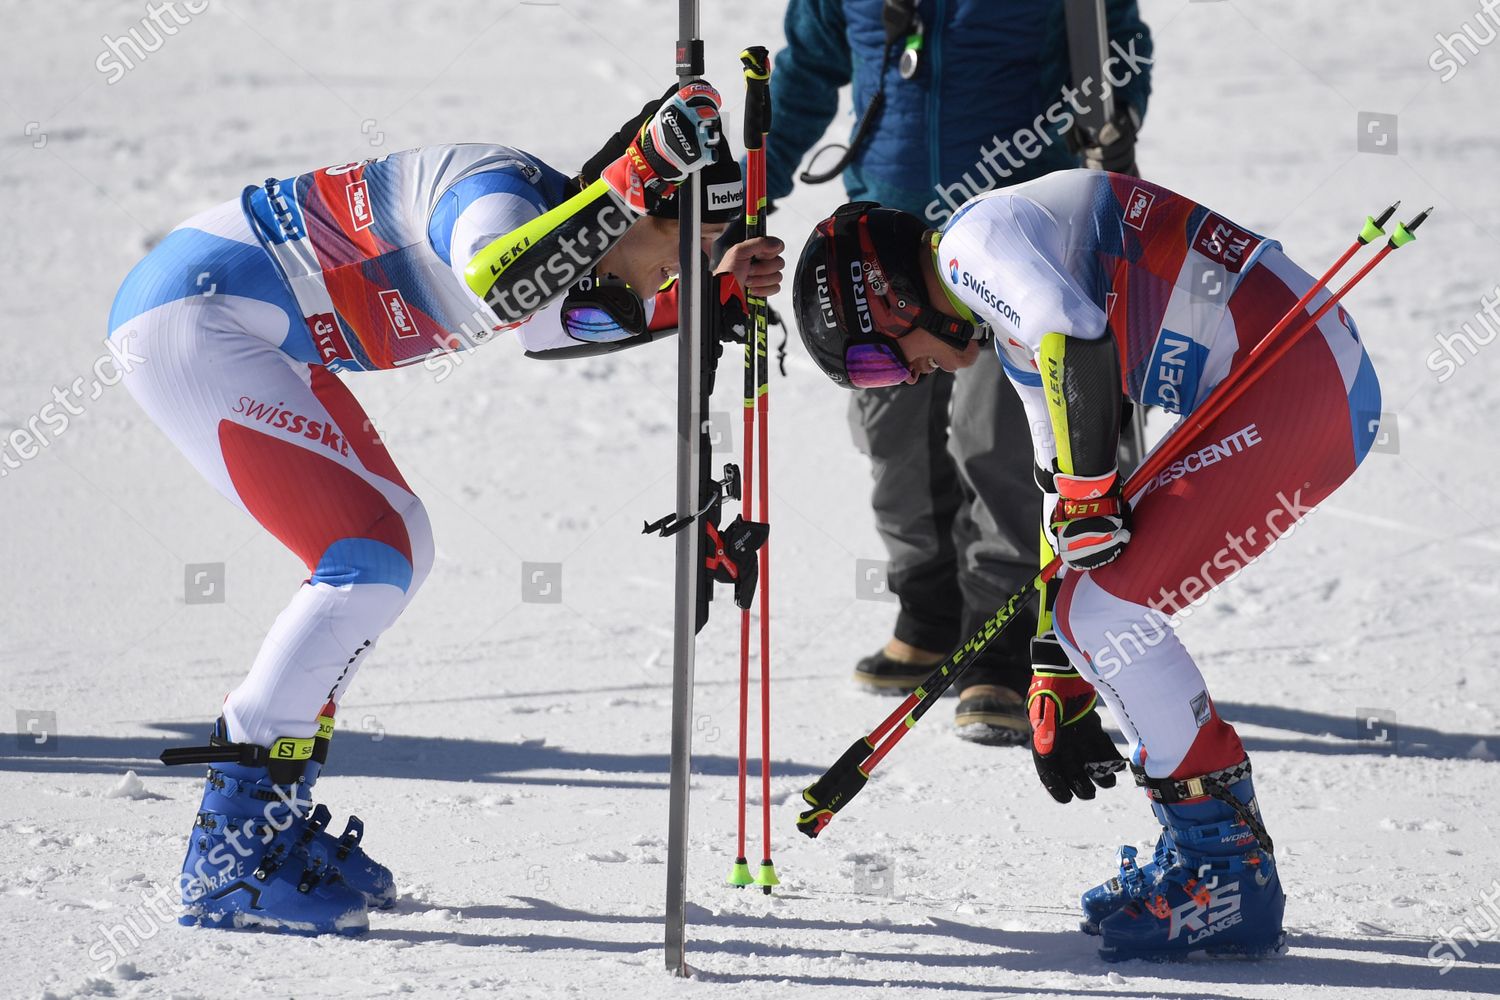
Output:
[766, 0, 1153, 220]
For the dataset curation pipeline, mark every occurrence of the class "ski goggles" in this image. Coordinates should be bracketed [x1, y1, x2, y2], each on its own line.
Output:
[561, 304, 635, 344]
[844, 338, 916, 389]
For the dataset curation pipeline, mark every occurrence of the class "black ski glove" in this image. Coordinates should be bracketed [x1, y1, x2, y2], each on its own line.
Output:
[1027, 632, 1126, 803]
[1082, 105, 1141, 176]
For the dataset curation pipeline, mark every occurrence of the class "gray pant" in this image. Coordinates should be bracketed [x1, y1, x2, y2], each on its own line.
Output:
[848, 349, 1039, 694]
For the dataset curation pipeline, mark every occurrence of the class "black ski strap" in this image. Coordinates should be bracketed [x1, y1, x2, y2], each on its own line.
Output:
[913, 304, 981, 350]
[160, 741, 267, 768]
[1133, 759, 1274, 855]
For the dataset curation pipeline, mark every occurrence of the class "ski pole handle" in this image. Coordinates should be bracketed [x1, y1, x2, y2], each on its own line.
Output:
[740, 47, 772, 253]
[740, 46, 771, 152]
[795, 737, 874, 837]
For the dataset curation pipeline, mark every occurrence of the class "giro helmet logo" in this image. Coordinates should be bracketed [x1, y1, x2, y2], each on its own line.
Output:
[850, 261, 873, 334]
[813, 264, 837, 329]
[864, 258, 888, 296]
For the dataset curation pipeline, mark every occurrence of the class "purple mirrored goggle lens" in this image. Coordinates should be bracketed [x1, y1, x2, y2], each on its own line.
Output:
[562, 305, 632, 344]
[844, 341, 914, 389]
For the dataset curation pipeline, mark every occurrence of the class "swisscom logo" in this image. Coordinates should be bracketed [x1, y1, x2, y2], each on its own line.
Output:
[949, 259, 1021, 329]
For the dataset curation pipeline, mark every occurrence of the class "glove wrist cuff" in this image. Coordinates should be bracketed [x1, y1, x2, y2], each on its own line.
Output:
[1054, 469, 1119, 500]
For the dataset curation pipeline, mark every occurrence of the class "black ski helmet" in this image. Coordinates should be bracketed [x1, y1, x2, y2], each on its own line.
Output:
[793, 202, 978, 388]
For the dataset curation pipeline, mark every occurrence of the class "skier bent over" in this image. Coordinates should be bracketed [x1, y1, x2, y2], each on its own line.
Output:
[791, 168, 1382, 959]
[109, 81, 784, 934]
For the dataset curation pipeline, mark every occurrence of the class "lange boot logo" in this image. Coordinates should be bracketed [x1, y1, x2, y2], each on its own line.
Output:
[1167, 880, 1243, 942]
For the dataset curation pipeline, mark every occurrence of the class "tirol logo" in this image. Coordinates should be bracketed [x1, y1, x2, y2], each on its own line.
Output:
[380, 289, 419, 339]
[1123, 186, 1155, 231]
[1192, 213, 1260, 273]
[309, 312, 351, 364]
[1167, 880, 1244, 944]
[346, 179, 374, 232]
[948, 257, 960, 284]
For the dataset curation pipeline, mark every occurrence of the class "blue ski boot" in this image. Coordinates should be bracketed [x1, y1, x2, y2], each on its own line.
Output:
[297, 703, 396, 909]
[163, 721, 368, 935]
[1096, 760, 1285, 961]
[1080, 827, 1176, 935]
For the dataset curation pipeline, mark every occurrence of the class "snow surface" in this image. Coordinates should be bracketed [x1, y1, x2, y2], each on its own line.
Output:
[3, 1, 1500, 997]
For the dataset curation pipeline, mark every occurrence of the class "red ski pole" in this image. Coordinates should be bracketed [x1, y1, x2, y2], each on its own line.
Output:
[727, 45, 778, 890]
[1258, 202, 1399, 347]
[743, 45, 779, 894]
[797, 204, 1429, 838]
[1126, 205, 1427, 494]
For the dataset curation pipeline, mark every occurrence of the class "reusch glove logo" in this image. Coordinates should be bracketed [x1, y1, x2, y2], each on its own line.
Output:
[659, 106, 694, 159]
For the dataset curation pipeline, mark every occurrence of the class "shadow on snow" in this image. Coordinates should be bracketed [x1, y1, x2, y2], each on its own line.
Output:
[370, 895, 1500, 996]
[0, 722, 823, 788]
